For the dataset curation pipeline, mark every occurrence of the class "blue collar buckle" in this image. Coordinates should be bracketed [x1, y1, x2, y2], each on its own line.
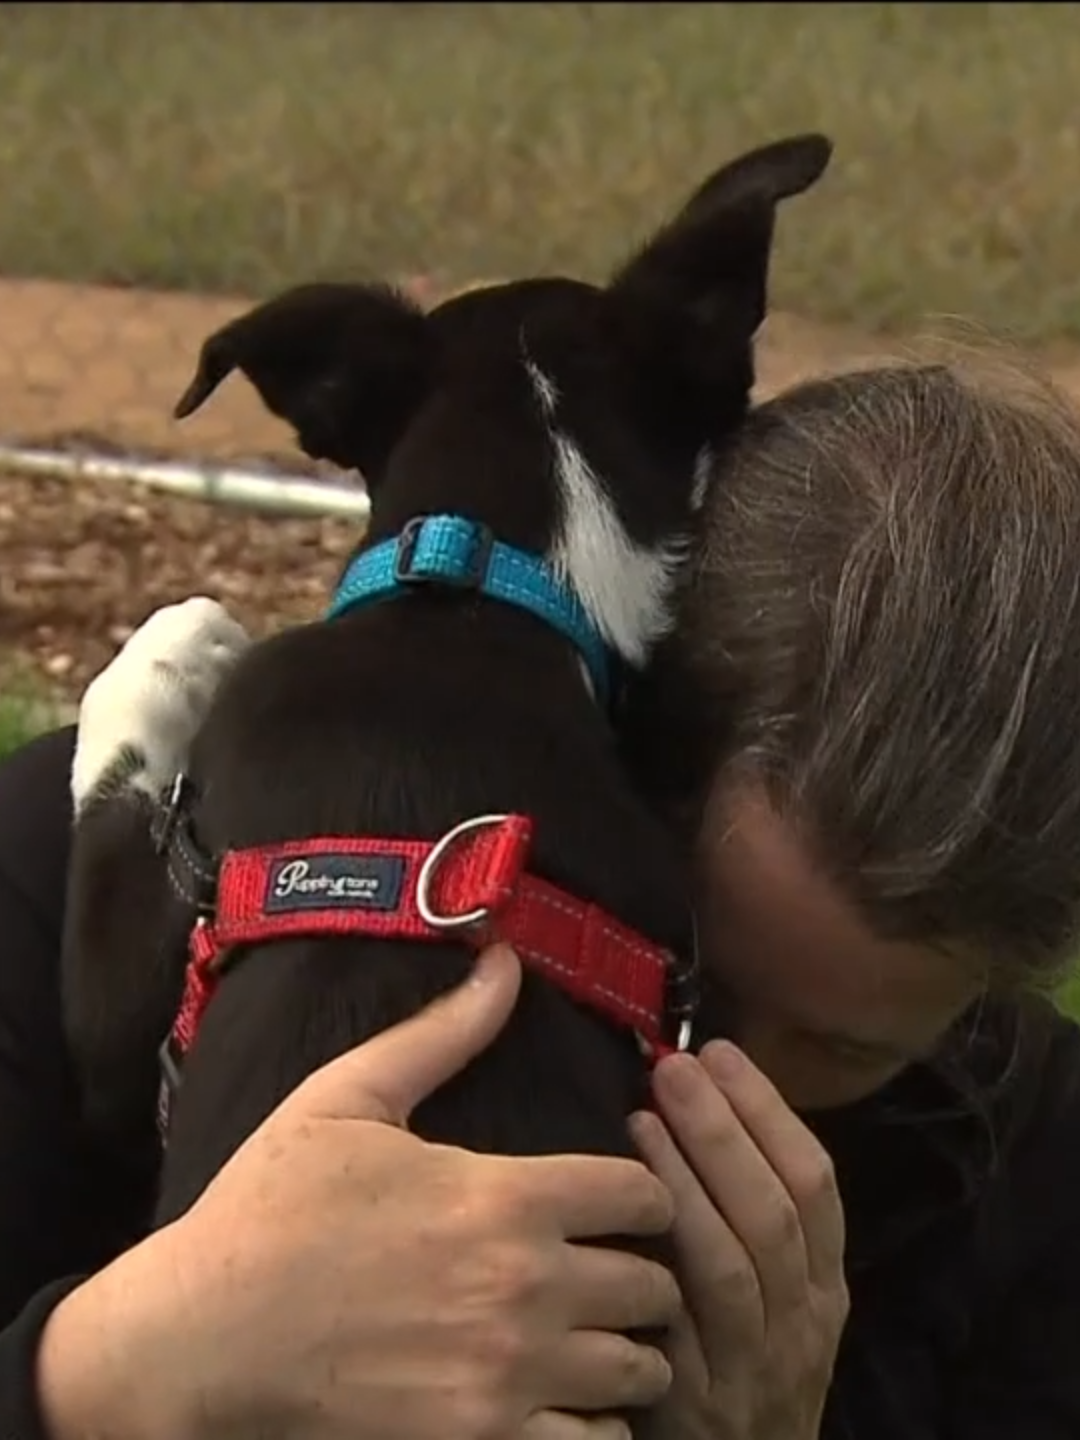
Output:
[392, 513, 495, 589]
[327, 513, 612, 705]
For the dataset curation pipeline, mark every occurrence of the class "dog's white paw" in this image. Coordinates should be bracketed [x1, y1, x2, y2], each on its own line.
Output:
[72, 597, 251, 816]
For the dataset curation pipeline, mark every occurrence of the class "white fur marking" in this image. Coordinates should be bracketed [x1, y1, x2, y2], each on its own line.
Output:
[691, 445, 712, 512]
[523, 356, 686, 666]
[530, 362, 559, 415]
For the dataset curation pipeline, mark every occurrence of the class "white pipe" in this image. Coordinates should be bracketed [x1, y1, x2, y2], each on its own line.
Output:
[0, 443, 371, 522]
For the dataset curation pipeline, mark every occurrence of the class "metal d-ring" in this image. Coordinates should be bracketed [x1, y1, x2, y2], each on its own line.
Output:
[415, 813, 513, 931]
[151, 771, 190, 856]
[669, 906, 701, 1054]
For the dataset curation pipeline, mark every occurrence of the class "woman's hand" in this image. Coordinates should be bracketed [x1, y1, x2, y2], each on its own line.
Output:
[630, 1042, 849, 1440]
[38, 946, 681, 1440]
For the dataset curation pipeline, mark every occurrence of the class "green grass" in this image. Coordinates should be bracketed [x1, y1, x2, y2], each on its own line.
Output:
[0, 691, 50, 760]
[0, 3, 1080, 341]
[0, 655, 69, 759]
[1057, 973, 1080, 1022]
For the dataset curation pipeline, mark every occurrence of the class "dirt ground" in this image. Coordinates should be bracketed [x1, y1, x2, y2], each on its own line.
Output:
[4, 274, 1080, 701]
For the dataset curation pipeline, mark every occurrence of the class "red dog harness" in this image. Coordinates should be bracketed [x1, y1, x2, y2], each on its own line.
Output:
[156, 804, 698, 1138]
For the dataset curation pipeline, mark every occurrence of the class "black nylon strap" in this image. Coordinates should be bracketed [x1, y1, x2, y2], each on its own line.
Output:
[150, 773, 219, 914]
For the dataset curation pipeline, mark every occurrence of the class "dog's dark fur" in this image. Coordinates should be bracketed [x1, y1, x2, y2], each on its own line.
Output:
[61, 137, 831, 1418]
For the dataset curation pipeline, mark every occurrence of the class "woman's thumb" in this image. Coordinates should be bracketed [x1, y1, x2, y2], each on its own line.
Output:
[289, 944, 523, 1125]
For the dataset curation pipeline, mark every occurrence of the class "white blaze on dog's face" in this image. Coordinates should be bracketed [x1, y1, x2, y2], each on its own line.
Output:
[524, 354, 691, 668]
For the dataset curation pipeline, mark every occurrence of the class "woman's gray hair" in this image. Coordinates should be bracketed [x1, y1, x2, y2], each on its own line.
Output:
[669, 343, 1080, 985]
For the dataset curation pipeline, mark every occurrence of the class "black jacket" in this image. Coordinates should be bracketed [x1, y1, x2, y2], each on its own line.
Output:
[2, 727, 1080, 1439]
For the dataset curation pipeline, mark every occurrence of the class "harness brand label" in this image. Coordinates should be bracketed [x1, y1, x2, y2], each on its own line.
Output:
[263, 852, 407, 915]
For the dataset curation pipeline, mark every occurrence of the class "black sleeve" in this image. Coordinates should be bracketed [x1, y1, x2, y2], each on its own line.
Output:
[0, 728, 112, 1436]
[945, 1267, 1080, 1439]
[944, 1011, 1080, 1439]
[0, 727, 96, 1323]
[0, 1277, 88, 1440]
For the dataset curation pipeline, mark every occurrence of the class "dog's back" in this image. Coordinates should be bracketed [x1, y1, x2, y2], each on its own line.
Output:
[154, 583, 694, 1212]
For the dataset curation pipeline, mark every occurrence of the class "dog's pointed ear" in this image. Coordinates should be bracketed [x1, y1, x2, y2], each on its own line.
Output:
[174, 283, 435, 480]
[611, 133, 833, 347]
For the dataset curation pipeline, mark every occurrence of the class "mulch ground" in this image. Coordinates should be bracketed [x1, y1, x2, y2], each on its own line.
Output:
[0, 472, 358, 699]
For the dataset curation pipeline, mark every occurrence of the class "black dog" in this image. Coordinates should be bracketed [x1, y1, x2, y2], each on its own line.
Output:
[61, 134, 831, 1422]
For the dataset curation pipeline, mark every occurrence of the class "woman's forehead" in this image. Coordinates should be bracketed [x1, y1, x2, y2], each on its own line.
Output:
[696, 781, 983, 1056]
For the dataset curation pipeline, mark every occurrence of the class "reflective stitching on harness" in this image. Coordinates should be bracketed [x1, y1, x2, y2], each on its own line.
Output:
[165, 848, 203, 907]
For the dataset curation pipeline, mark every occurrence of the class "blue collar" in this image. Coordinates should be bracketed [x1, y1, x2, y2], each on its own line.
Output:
[325, 513, 612, 703]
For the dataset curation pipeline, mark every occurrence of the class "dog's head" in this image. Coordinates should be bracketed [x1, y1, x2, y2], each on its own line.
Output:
[176, 135, 832, 666]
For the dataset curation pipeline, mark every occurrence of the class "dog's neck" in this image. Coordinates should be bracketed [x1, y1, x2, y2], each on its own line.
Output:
[328, 512, 616, 705]
[330, 349, 701, 711]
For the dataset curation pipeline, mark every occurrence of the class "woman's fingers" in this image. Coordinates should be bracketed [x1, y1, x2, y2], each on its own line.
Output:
[698, 1042, 846, 1290]
[548, 1330, 673, 1413]
[561, 1243, 683, 1333]
[522, 1412, 632, 1440]
[651, 1051, 811, 1319]
[630, 1106, 763, 1357]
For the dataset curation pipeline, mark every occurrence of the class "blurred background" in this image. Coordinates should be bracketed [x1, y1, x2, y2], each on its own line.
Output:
[1, 1, 1077, 718]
